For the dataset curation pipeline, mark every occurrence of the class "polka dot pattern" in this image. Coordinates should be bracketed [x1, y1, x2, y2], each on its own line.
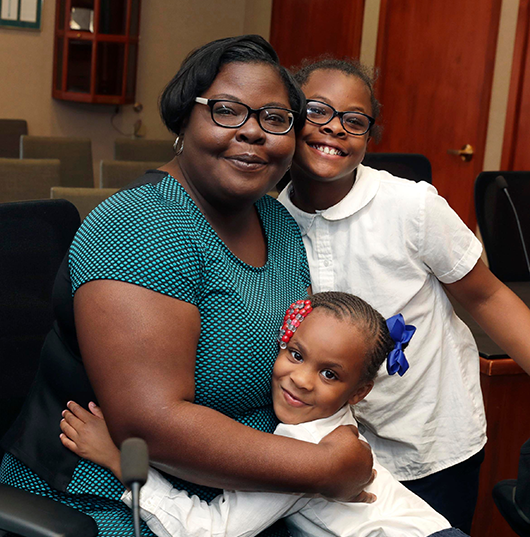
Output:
[1, 171, 309, 537]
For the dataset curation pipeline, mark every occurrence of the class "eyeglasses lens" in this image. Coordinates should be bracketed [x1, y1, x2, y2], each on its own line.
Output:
[211, 101, 292, 134]
[306, 101, 370, 135]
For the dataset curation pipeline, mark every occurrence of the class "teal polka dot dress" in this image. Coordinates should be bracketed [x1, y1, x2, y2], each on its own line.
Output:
[0, 171, 310, 537]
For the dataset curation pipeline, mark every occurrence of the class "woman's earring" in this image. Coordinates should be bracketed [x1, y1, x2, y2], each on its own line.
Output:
[173, 135, 184, 156]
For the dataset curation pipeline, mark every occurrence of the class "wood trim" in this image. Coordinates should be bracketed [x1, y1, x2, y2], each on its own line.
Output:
[480, 356, 526, 376]
[121, 0, 132, 98]
[501, 0, 530, 170]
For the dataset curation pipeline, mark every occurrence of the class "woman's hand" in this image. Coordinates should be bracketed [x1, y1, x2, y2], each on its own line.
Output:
[317, 424, 376, 502]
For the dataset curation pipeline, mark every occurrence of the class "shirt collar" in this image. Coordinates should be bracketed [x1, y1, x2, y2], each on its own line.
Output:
[278, 164, 380, 236]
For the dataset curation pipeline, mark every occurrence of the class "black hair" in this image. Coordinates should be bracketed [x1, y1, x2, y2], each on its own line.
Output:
[310, 291, 394, 384]
[292, 56, 382, 143]
[159, 34, 306, 135]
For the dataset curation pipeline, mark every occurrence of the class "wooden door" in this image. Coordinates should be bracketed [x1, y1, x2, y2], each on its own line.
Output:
[269, 0, 364, 70]
[502, 0, 530, 170]
[373, 0, 502, 227]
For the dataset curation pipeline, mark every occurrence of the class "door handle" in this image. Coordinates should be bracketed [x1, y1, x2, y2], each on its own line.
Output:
[447, 144, 474, 162]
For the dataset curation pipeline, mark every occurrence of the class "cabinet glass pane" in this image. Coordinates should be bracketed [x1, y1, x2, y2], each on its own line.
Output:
[69, 0, 95, 32]
[96, 42, 125, 95]
[55, 38, 64, 90]
[130, 0, 140, 36]
[126, 43, 137, 97]
[66, 40, 92, 93]
[99, 0, 127, 35]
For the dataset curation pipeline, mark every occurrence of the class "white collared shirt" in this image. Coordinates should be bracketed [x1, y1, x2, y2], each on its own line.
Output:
[278, 164, 486, 480]
[123, 406, 450, 537]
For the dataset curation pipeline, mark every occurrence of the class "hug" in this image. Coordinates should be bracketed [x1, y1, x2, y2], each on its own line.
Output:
[2, 34, 530, 537]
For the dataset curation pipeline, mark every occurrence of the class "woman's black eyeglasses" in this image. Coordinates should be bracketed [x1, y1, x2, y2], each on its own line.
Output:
[306, 100, 374, 136]
[195, 97, 296, 135]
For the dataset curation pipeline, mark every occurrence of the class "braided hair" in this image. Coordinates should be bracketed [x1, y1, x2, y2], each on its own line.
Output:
[310, 291, 394, 384]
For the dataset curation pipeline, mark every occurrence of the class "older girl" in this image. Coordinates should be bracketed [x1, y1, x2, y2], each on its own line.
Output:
[278, 57, 530, 534]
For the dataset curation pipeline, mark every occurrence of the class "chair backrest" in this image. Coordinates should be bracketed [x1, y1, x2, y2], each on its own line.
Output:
[99, 159, 164, 188]
[362, 152, 432, 183]
[0, 199, 80, 455]
[114, 137, 174, 162]
[50, 186, 119, 220]
[20, 135, 94, 188]
[0, 119, 28, 158]
[475, 171, 530, 282]
[0, 158, 60, 203]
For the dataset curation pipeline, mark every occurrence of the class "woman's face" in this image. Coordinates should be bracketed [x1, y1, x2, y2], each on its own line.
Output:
[293, 69, 372, 183]
[178, 62, 295, 209]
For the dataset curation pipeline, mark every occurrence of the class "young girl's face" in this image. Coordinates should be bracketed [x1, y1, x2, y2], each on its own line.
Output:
[272, 310, 373, 425]
[293, 69, 372, 183]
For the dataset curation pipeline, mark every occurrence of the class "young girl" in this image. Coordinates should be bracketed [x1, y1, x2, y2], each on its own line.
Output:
[277, 58, 530, 534]
[60, 292, 467, 537]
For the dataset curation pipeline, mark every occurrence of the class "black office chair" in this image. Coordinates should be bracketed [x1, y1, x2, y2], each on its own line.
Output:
[474, 171, 530, 282]
[0, 199, 97, 537]
[362, 152, 432, 184]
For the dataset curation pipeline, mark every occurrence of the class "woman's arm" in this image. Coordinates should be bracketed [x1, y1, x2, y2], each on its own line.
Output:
[74, 279, 374, 501]
[444, 259, 530, 375]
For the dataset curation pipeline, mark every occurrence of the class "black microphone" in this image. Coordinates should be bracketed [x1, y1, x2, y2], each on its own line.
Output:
[121, 438, 149, 537]
[495, 175, 530, 278]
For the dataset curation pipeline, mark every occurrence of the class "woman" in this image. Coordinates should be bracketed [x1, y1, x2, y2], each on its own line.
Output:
[0, 37, 374, 537]
[277, 57, 530, 534]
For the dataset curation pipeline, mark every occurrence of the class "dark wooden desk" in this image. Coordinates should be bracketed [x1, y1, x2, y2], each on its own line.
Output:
[450, 283, 530, 537]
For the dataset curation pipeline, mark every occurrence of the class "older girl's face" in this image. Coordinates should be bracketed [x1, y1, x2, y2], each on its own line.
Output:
[293, 70, 372, 183]
[178, 62, 295, 209]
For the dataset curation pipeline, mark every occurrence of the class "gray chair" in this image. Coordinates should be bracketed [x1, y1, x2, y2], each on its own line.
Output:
[51, 186, 119, 220]
[0, 119, 28, 158]
[0, 158, 60, 203]
[20, 135, 94, 188]
[114, 137, 174, 162]
[100, 159, 164, 188]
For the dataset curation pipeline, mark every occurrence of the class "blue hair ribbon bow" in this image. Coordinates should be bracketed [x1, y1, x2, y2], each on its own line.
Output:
[385, 314, 416, 377]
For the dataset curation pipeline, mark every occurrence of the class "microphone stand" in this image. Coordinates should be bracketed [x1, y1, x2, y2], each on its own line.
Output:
[496, 175, 530, 277]
[121, 438, 149, 537]
[131, 482, 141, 537]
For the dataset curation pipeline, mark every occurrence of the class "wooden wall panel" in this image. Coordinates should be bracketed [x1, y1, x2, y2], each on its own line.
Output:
[373, 0, 501, 227]
[269, 0, 364, 70]
[502, 0, 530, 170]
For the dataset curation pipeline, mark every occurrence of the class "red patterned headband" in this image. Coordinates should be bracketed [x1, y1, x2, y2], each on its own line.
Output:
[278, 299, 313, 349]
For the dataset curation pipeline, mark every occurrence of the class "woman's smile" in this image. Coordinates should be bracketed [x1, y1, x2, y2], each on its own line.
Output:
[224, 152, 268, 171]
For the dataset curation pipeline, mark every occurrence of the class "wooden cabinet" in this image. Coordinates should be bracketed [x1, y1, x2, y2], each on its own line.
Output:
[52, 0, 141, 105]
[471, 357, 530, 537]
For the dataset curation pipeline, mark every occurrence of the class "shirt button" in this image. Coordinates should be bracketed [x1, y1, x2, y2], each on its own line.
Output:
[324, 260, 331, 267]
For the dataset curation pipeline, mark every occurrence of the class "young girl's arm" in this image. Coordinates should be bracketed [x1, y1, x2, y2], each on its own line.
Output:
[444, 259, 530, 375]
[60, 402, 309, 537]
[60, 401, 122, 481]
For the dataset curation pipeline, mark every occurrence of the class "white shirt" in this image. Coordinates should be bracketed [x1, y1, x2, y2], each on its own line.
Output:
[277, 165, 487, 480]
[123, 405, 450, 537]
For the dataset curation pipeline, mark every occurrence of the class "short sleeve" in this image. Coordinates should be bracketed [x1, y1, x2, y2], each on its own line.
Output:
[419, 186, 482, 284]
[69, 187, 203, 305]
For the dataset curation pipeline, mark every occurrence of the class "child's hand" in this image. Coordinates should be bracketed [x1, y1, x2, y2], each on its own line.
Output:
[60, 400, 122, 482]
